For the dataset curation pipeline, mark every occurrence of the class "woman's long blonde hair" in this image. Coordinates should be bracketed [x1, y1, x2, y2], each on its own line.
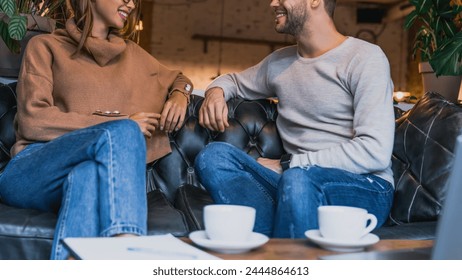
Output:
[66, 0, 141, 55]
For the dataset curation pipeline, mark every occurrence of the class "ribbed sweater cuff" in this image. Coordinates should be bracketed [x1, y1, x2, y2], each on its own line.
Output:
[290, 154, 310, 169]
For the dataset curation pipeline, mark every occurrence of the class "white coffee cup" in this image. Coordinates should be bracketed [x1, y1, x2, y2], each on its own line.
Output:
[318, 205, 377, 242]
[204, 204, 256, 242]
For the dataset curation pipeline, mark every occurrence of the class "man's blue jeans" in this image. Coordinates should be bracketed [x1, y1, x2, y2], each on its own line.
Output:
[0, 120, 148, 259]
[195, 142, 394, 238]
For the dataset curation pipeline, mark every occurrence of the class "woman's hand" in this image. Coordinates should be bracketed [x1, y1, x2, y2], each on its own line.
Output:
[129, 112, 161, 138]
[160, 91, 188, 133]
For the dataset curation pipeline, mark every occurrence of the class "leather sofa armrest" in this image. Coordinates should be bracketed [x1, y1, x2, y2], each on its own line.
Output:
[390, 91, 462, 225]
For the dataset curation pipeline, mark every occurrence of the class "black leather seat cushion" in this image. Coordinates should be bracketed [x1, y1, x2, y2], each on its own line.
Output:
[0, 202, 55, 259]
[0, 188, 189, 259]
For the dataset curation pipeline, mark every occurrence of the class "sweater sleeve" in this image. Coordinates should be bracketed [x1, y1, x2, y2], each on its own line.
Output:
[290, 48, 395, 174]
[15, 37, 122, 143]
[206, 54, 274, 101]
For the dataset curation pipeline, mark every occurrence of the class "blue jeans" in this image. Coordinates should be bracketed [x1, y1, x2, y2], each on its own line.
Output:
[195, 142, 394, 238]
[0, 120, 148, 259]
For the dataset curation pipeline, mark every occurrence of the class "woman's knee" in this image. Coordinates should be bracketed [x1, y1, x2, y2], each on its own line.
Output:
[106, 119, 143, 141]
[95, 120, 145, 155]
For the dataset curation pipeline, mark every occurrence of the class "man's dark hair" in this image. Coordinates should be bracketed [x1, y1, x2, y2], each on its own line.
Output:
[324, 0, 336, 18]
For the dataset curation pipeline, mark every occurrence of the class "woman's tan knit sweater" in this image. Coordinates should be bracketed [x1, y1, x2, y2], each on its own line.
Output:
[12, 19, 193, 163]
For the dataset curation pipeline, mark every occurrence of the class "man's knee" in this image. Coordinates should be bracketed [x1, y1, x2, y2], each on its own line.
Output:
[195, 142, 237, 170]
[279, 167, 323, 200]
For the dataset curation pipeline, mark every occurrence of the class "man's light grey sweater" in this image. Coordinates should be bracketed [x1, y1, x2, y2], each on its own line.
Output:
[207, 37, 395, 184]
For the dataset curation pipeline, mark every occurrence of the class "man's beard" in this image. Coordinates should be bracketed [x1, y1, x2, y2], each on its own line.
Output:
[275, 5, 308, 36]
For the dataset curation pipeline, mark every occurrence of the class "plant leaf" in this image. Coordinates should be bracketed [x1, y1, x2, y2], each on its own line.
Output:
[0, 20, 20, 53]
[430, 32, 462, 76]
[440, 19, 457, 38]
[417, 0, 433, 14]
[7, 15, 27, 41]
[404, 10, 419, 30]
[0, 0, 16, 17]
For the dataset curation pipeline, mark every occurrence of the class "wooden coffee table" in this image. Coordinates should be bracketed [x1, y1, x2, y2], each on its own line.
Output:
[185, 238, 433, 260]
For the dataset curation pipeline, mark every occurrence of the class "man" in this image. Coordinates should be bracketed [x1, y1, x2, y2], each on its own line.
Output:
[195, 0, 395, 238]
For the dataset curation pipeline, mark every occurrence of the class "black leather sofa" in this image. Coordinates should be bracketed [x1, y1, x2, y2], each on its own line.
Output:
[1, 82, 461, 259]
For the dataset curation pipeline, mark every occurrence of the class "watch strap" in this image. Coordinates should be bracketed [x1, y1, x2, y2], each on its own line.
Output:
[280, 153, 293, 171]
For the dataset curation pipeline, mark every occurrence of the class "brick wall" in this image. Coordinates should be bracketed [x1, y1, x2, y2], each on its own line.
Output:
[144, 0, 408, 91]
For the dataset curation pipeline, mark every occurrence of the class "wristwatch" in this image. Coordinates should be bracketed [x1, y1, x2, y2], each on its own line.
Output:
[280, 154, 293, 171]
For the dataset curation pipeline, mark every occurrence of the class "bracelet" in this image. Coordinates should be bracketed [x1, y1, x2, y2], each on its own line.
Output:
[168, 90, 190, 104]
[168, 84, 192, 104]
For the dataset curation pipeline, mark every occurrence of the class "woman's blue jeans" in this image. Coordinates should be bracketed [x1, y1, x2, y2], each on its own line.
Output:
[0, 120, 148, 259]
[195, 142, 394, 238]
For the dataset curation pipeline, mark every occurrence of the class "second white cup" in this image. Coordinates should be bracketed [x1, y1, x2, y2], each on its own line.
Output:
[318, 205, 377, 242]
[204, 204, 256, 242]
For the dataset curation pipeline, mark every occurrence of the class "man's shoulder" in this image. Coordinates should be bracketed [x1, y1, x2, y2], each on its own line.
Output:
[338, 37, 389, 68]
[268, 45, 298, 62]
[344, 37, 383, 56]
[272, 44, 297, 54]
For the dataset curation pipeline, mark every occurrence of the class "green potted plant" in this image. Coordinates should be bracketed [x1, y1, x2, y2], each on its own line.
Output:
[0, 0, 64, 77]
[405, 0, 462, 102]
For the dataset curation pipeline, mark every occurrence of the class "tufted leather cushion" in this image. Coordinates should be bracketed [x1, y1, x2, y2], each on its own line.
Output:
[147, 96, 283, 201]
[389, 91, 462, 225]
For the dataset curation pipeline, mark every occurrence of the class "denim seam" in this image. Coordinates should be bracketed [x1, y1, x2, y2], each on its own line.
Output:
[102, 128, 117, 226]
[321, 180, 393, 195]
[101, 224, 146, 237]
[53, 170, 75, 259]
[249, 175, 276, 204]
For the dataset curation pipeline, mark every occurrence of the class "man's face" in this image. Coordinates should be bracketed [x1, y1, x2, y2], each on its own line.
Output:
[271, 0, 308, 36]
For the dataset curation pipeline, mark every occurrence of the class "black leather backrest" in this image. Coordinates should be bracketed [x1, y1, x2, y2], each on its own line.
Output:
[0, 83, 17, 172]
[389, 92, 462, 225]
[147, 95, 284, 202]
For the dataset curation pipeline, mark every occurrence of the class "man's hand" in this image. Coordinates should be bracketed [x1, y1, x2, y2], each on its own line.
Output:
[257, 157, 282, 174]
[129, 112, 161, 138]
[199, 87, 229, 132]
[160, 91, 188, 133]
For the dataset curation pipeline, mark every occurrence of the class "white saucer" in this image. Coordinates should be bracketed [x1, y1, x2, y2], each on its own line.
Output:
[189, 230, 269, 254]
[305, 229, 379, 252]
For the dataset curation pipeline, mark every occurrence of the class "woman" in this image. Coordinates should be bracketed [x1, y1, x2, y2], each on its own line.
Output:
[0, 0, 193, 259]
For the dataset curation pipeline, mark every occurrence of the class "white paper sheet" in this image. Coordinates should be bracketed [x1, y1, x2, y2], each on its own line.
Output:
[63, 234, 220, 260]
